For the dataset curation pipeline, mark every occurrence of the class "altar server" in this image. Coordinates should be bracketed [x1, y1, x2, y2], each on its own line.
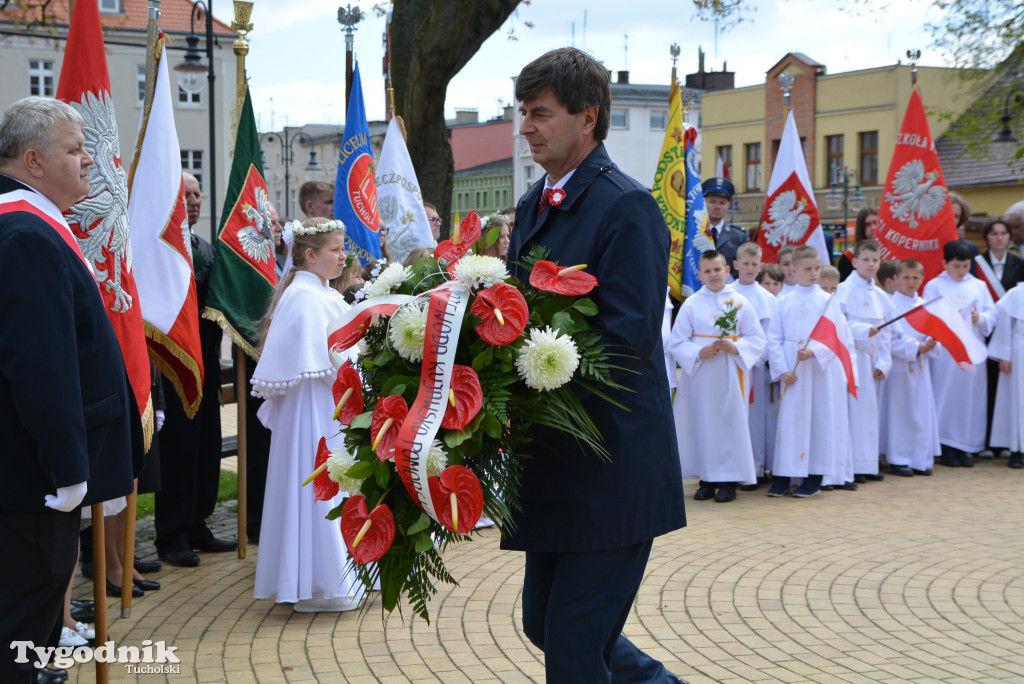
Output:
[988, 282, 1024, 468]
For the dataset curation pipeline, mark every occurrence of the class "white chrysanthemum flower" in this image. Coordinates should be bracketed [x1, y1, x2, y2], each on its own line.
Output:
[425, 439, 448, 478]
[326, 444, 364, 495]
[388, 301, 428, 362]
[364, 262, 412, 298]
[515, 326, 580, 391]
[452, 254, 509, 289]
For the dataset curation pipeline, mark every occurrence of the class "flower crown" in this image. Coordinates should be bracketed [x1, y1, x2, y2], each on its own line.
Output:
[293, 219, 346, 236]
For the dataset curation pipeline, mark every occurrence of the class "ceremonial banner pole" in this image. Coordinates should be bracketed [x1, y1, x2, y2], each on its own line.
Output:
[232, 0, 253, 559]
[91, 503, 109, 684]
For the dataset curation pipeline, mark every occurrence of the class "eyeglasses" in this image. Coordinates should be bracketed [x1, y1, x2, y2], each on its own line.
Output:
[428, 216, 442, 224]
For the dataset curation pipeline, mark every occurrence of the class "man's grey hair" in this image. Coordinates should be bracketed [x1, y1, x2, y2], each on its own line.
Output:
[0, 97, 83, 162]
[1004, 200, 1024, 221]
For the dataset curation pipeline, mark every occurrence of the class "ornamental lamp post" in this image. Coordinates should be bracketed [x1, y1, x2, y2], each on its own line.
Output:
[338, 4, 364, 109]
[992, 89, 1023, 158]
[825, 167, 867, 240]
[259, 128, 324, 217]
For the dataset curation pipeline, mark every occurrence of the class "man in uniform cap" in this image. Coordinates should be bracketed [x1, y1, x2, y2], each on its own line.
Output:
[702, 176, 749, 278]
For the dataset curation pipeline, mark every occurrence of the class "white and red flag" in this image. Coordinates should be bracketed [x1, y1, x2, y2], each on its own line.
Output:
[810, 296, 857, 399]
[873, 89, 959, 284]
[127, 39, 204, 417]
[973, 255, 1006, 302]
[57, 0, 153, 445]
[902, 296, 987, 369]
[757, 111, 829, 265]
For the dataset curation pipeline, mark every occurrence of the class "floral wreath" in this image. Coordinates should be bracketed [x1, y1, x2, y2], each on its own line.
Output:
[293, 219, 346, 236]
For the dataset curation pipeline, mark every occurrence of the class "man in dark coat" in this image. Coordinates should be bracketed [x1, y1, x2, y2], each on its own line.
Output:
[702, 177, 749, 279]
[504, 48, 687, 683]
[0, 97, 135, 683]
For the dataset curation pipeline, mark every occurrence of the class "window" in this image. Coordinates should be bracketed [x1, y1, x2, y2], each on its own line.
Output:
[178, 86, 202, 106]
[610, 109, 628, 129]
[649, 110, 667, 130]
[457, 193, 464, 210]
[523, 164, 534, 187]
[99, 0, 121, 12]
[859, 131, 878, 185]
[137, 65, 147, 104]
[826, 134, 844, 187]
[744, 143, 761, 192]
[180, 150, 204, 190]
[28, 60, 55, 97]
[502, 189, 509, 207]
[475, 191, 480, 207]
[715, 145, 732, 179]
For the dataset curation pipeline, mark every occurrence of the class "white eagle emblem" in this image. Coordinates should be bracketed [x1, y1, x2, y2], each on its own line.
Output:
[237, 186, 274, 264]
[762, 190, 811, 247]
[180, 214, 193, 265]
[885, 159, 947, 229]
[691, 208, 714, 253]
[65, 90, 133, 313]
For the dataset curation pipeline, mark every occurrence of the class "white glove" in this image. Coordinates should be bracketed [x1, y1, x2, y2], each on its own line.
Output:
[44, 481, 88, 512]
[155, 409, 166, 432]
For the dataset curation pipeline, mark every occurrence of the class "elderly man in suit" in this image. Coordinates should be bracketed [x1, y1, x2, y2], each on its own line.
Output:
[505, 48, 687, 683]
[702, 177, 749, 278]
[0, 97, 136, 683]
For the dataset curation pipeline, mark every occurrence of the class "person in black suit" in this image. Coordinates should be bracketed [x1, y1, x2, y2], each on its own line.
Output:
[950, 192, 981, 276]
[505, 48, 687, 683]
[0, 97, 136, 683]
[701, 176, 749, 279]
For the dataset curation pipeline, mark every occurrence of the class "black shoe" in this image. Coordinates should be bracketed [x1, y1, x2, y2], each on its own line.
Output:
[159, 548, 200, 567]
[134, 556, 162, 574]
[193, 537, 238, 553]
[106, 578, 143, 597]
[853, 474, 867, 484]
[793, 475, 823, 498]
[912, 468, 933, 476]
[820, 485, 834, 491]
[940, 453, 960, 467]
[70, 598, 93, 609]
[70, 603, 94, 624]
[714, 483, 737, 503]
[738, 483, 759, 491]
[693, 481, 716, 501]
[1009, 454, 1023, 469]
[837, 481, 859, 491]
[890, 464, 914, 477]
[862, 473, 885, 481]
[35, 668, 68, 683]
[959, 453, 974, 467]
[133, 578, 161, 591]
[766, 476, 790, 497]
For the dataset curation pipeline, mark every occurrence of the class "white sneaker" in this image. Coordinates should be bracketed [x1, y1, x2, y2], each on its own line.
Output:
[59, 626, 89, 648]
[474, 516, 495, 529]
[75, 621, 95, 640]
[293, 595, 364, 613]
[979, 449, 995, 458]
[999, 449, 1012, 459]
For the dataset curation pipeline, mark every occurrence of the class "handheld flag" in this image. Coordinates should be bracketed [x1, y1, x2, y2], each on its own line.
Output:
[204, 87, 277, 358]
[57, 0, 153, 446]
[873, 89, 958, 284]
[901, 295, 987, 369]
[128, 38, 204, 417]
[809, 296, 857, 399]
[757, 111, 828, 265]
[375, 116, 432, 264]
[652, 79, 689, 301]
[335, 62, 381, 265]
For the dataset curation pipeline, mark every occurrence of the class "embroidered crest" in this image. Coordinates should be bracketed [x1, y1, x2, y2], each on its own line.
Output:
[237, 186, 274, 264]
[763, 190, 811, 247]
[885, 159, 947, 229]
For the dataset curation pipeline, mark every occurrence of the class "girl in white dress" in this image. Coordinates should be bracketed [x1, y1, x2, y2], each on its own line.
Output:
[251, 218, 363, 612]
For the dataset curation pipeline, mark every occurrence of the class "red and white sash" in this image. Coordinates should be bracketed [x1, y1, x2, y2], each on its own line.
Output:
[0, 188, 96, 283]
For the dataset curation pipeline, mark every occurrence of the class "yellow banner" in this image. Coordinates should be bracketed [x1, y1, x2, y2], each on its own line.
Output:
[651, 79, 688, 301]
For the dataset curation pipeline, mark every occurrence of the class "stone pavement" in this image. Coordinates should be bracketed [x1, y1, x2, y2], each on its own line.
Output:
[66, 456, 1024, 684]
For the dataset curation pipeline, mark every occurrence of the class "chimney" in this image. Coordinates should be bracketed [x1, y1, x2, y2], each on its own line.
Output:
[698, 46, 705, 74]
[617, 70, 629, 84]
[454, 108, 479, 125]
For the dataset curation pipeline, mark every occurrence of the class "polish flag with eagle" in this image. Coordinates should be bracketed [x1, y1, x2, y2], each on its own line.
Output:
[57, 0, 153, 447]
[757, 111, 829, 265]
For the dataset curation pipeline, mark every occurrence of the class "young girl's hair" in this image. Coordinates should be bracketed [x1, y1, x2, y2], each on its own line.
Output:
[330, 257, 361, 295]
[756, 263, 784, 284]
[259, 216, 344, 349]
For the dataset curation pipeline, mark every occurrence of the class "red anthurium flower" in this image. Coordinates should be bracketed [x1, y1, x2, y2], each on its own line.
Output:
[370, 394, 408, 461]
[529, 260, 599, 296]
[312, 437, 339, 502]
[441, 365, 483, 431]
[332, 360, 364, 425]
[471, 282, 529, 346]
[340, 495, 396, 564]
[428, 465, 484, 534]
[433, 211, 482, 262]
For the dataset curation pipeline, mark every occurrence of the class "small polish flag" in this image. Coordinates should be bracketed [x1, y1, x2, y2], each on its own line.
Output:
[902, 295, 987, 369]
[809, 296, 857, 399]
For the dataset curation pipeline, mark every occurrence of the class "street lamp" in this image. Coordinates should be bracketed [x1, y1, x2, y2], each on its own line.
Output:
[259, 128, 324, 217]
[173, 0, 217, 240]
[825, 167, 866, 238]
[992, 89, 1023, 157]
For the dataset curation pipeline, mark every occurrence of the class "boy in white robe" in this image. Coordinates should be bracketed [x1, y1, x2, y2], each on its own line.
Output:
[669, 250, 767, 503]
[988, 282, 1024, 467]
[923, 240, 997, 467]
[732, 242, 779, 486]
[777, 244, 798, 297]
[883, 259, 941, 476]
[836, 241, 893, 483]
[818, 267, 857, 491]
[766, 246, 856, 498]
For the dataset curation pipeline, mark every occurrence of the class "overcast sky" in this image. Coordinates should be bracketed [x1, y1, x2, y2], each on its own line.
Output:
[242, 0, 944, 132]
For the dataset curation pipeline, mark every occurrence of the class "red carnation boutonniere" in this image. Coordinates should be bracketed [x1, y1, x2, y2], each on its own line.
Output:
[549, 188, 566, 206]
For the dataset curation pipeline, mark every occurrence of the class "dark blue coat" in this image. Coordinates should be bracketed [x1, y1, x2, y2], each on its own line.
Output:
[502, 144, 685, 553]
[0, 175, 136, 512]
[712, 222, 750, 277]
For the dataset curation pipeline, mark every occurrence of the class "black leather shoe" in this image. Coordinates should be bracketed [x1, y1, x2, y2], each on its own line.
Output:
[135, 556, 162, 574]
[70, 603, 94, 624]
[133, 578, 160, 591]
[862, 473, 884, 481]
[839, 481, 859, 490]
[35, 667, 68, 683]
[738, 483, 759, 491]
[912, 468, 933, 476]
[959, 453, 974, 467]
[853, 474, 867, 484]
[693, 481, 716, 501]
[159, 549, 200, 567]
[714, 483, 737, 502]
[941, 453, 960, 467]
[106, 579, 143, 597]
[193, 537, 238, 553]
[1009, 454, 1023, 469]
[890, 464, 914, 477]
[766, 476, 790, 497]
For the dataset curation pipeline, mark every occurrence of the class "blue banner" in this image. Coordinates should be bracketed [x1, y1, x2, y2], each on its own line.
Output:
[334, 62, 382, 265]
[681, 127, 712, 297]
